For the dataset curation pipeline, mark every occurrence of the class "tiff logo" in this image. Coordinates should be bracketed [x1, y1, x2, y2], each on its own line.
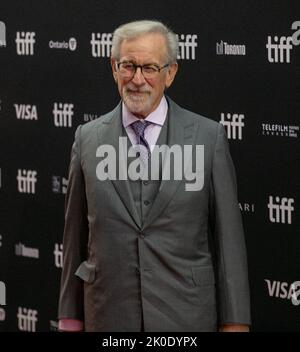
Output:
[268, 196, 294, 224]
[53, 103, 73, 127]
[0, 281, 5, 305]
[91, 33, 112, 57]
[14, 104, 38, 120]
[266, 36, 293, 63]
[0, 21, 6, 47]
[54, 243, 63, 268]
[52, 176, 68, 194]
[266, 21, 300, 63]
[17, 307, 38, 332]
[15, 31, 35, 55]
[177, 34, 198, 60]
[220, 113, 244, 140]
[17, 169, 37, 194]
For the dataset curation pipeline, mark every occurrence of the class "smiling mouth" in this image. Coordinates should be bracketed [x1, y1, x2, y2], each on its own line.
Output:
[128, 90, 146, 95]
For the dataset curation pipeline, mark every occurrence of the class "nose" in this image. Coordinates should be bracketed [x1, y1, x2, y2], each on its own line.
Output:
[131, 67, 146, 85]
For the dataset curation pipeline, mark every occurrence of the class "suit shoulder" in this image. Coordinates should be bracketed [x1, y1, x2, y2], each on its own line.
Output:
[79, 103, 121, 137]
[186, 109, 219, 130]
[170, 98, 220, 132]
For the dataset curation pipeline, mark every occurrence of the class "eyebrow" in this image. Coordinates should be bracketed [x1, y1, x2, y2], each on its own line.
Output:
[120, 60, 160, 66]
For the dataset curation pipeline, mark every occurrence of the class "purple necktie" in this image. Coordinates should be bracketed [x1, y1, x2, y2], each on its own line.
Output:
[130, 120, 152, 164]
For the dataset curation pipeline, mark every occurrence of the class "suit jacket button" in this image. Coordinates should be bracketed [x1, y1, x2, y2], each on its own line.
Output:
[144, 200, 150, 206]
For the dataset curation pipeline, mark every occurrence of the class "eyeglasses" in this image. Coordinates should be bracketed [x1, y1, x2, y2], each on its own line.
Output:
[117, 61, 169, 79]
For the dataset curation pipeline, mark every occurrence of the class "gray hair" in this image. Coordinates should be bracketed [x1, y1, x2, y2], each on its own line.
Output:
[111, 20, 178, 63]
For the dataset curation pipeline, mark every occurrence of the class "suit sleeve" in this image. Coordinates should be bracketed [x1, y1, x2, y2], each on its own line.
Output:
[58, 125, 89, 321]
[210, 123, 251, 325]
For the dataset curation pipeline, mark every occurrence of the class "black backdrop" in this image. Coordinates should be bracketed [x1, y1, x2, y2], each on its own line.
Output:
[0, 0, 299, 332]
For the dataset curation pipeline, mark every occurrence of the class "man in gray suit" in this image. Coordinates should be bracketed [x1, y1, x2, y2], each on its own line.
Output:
[58, 20, 251, 332]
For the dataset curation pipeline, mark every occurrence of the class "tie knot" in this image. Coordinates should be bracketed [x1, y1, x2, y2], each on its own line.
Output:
[131, 120, 151, 138]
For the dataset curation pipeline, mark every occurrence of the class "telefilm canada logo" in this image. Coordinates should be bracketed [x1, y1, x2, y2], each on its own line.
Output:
[266, 20, 300, 63]
[261, 123, 299, 138]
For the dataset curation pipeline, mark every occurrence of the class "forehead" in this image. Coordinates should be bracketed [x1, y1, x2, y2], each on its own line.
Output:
[119, 32, 167, 63]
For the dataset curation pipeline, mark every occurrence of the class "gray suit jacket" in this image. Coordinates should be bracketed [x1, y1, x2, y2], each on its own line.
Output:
[58, 97, 251, 331]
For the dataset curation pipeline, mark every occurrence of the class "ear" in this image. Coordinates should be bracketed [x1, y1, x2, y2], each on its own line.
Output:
[165, 63, 178, 89]
[111, 58, 118, 83]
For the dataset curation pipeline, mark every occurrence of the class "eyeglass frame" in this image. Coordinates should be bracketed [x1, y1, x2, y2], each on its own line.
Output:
[116, 60, 170, 79]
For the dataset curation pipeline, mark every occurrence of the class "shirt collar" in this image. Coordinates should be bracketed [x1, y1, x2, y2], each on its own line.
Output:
[122, 95, 168, 128]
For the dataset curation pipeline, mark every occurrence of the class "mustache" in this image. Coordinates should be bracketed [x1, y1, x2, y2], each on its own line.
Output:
[125, 85, 151, 94]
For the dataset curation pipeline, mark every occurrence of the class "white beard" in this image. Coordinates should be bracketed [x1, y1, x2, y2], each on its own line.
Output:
[123, 87, 153, 116]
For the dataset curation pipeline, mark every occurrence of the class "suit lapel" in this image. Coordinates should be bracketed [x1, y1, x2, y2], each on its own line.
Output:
[143, 98, 198, 229]
[97, 103, 142, 228]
